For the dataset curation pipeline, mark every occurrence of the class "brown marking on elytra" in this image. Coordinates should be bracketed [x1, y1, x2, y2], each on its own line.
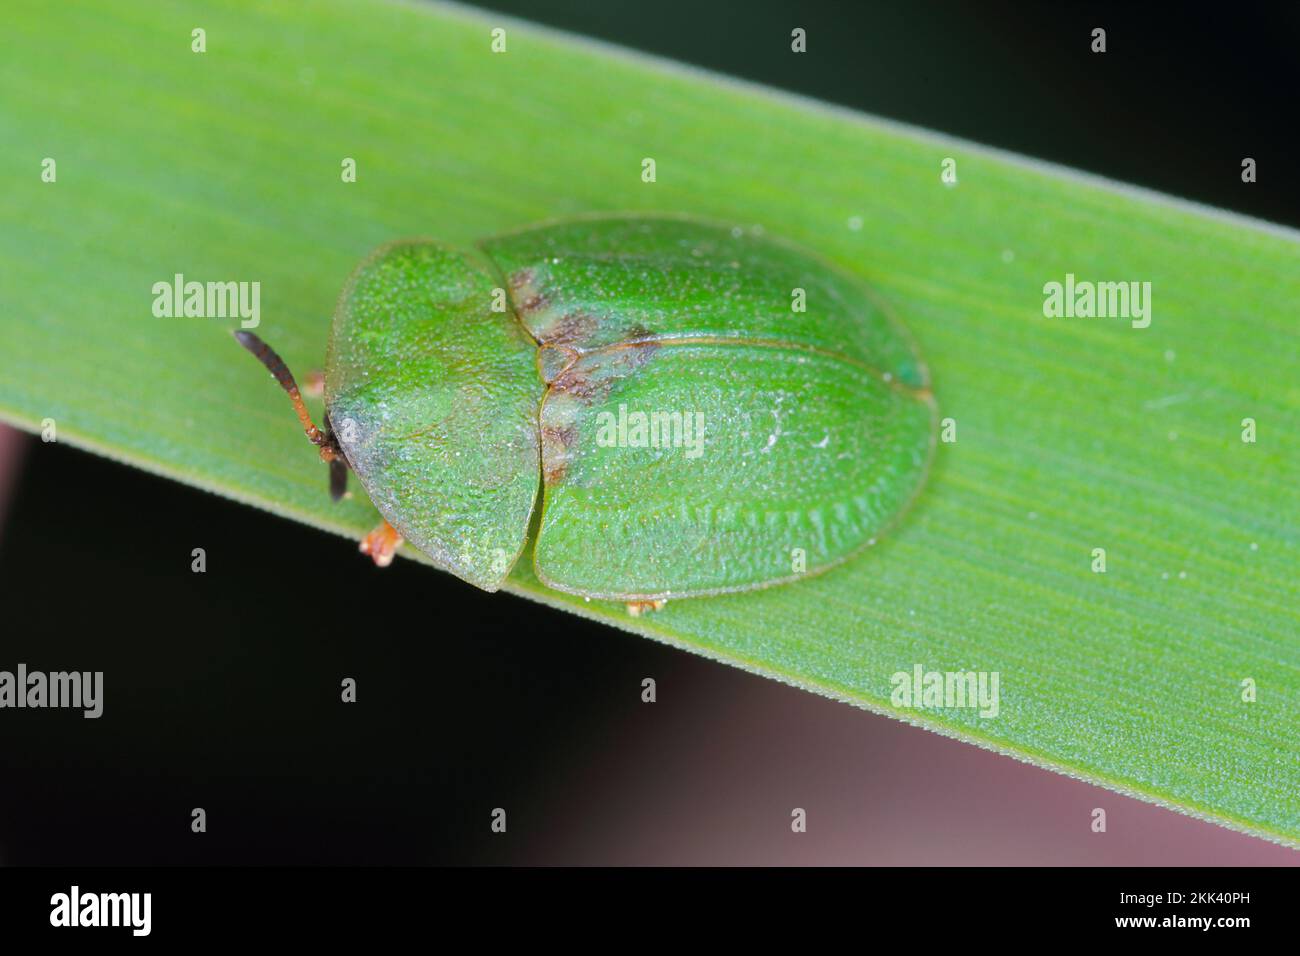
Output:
[605, 337, 660, 379]
[540, 422, 577, 449]
[549, 365, 597, 403]
[537, 344, 578, 384]
[508, 268, 551, 315]
[538, 328, 666, 485]
[541, 310, 599, 347]
[550, 339, 660, 405]
[540, 422, 578, 484]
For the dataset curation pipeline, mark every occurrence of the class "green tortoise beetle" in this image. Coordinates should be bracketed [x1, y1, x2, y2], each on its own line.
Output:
[236, 214, 936, 614]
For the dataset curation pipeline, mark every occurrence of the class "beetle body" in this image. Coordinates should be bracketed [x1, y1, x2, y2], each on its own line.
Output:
[255, 215, 935, 603]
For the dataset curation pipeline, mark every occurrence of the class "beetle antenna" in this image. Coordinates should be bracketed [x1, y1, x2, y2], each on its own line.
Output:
[233, 330, 341, 463]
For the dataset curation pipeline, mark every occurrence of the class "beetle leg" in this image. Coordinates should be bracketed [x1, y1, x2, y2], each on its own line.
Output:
[360, 520, 403, 567]
[625, 600, 667, 617]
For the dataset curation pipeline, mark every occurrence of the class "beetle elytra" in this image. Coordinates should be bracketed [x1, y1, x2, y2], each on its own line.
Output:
[236, 214, 936, 612]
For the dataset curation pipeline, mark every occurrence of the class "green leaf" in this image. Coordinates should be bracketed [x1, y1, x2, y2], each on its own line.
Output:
[2, 0, 1296, 844]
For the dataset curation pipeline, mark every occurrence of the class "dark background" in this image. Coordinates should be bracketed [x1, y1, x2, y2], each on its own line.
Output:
[475, 0, 1300, 228]
[1, 1, 1296, 866]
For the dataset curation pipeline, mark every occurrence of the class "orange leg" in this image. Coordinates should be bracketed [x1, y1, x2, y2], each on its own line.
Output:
[360, 520, 403, 567]
[626, 599, 667, 617]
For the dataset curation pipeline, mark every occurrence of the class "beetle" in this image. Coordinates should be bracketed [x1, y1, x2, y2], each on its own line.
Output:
[236, 214, 936, 614]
